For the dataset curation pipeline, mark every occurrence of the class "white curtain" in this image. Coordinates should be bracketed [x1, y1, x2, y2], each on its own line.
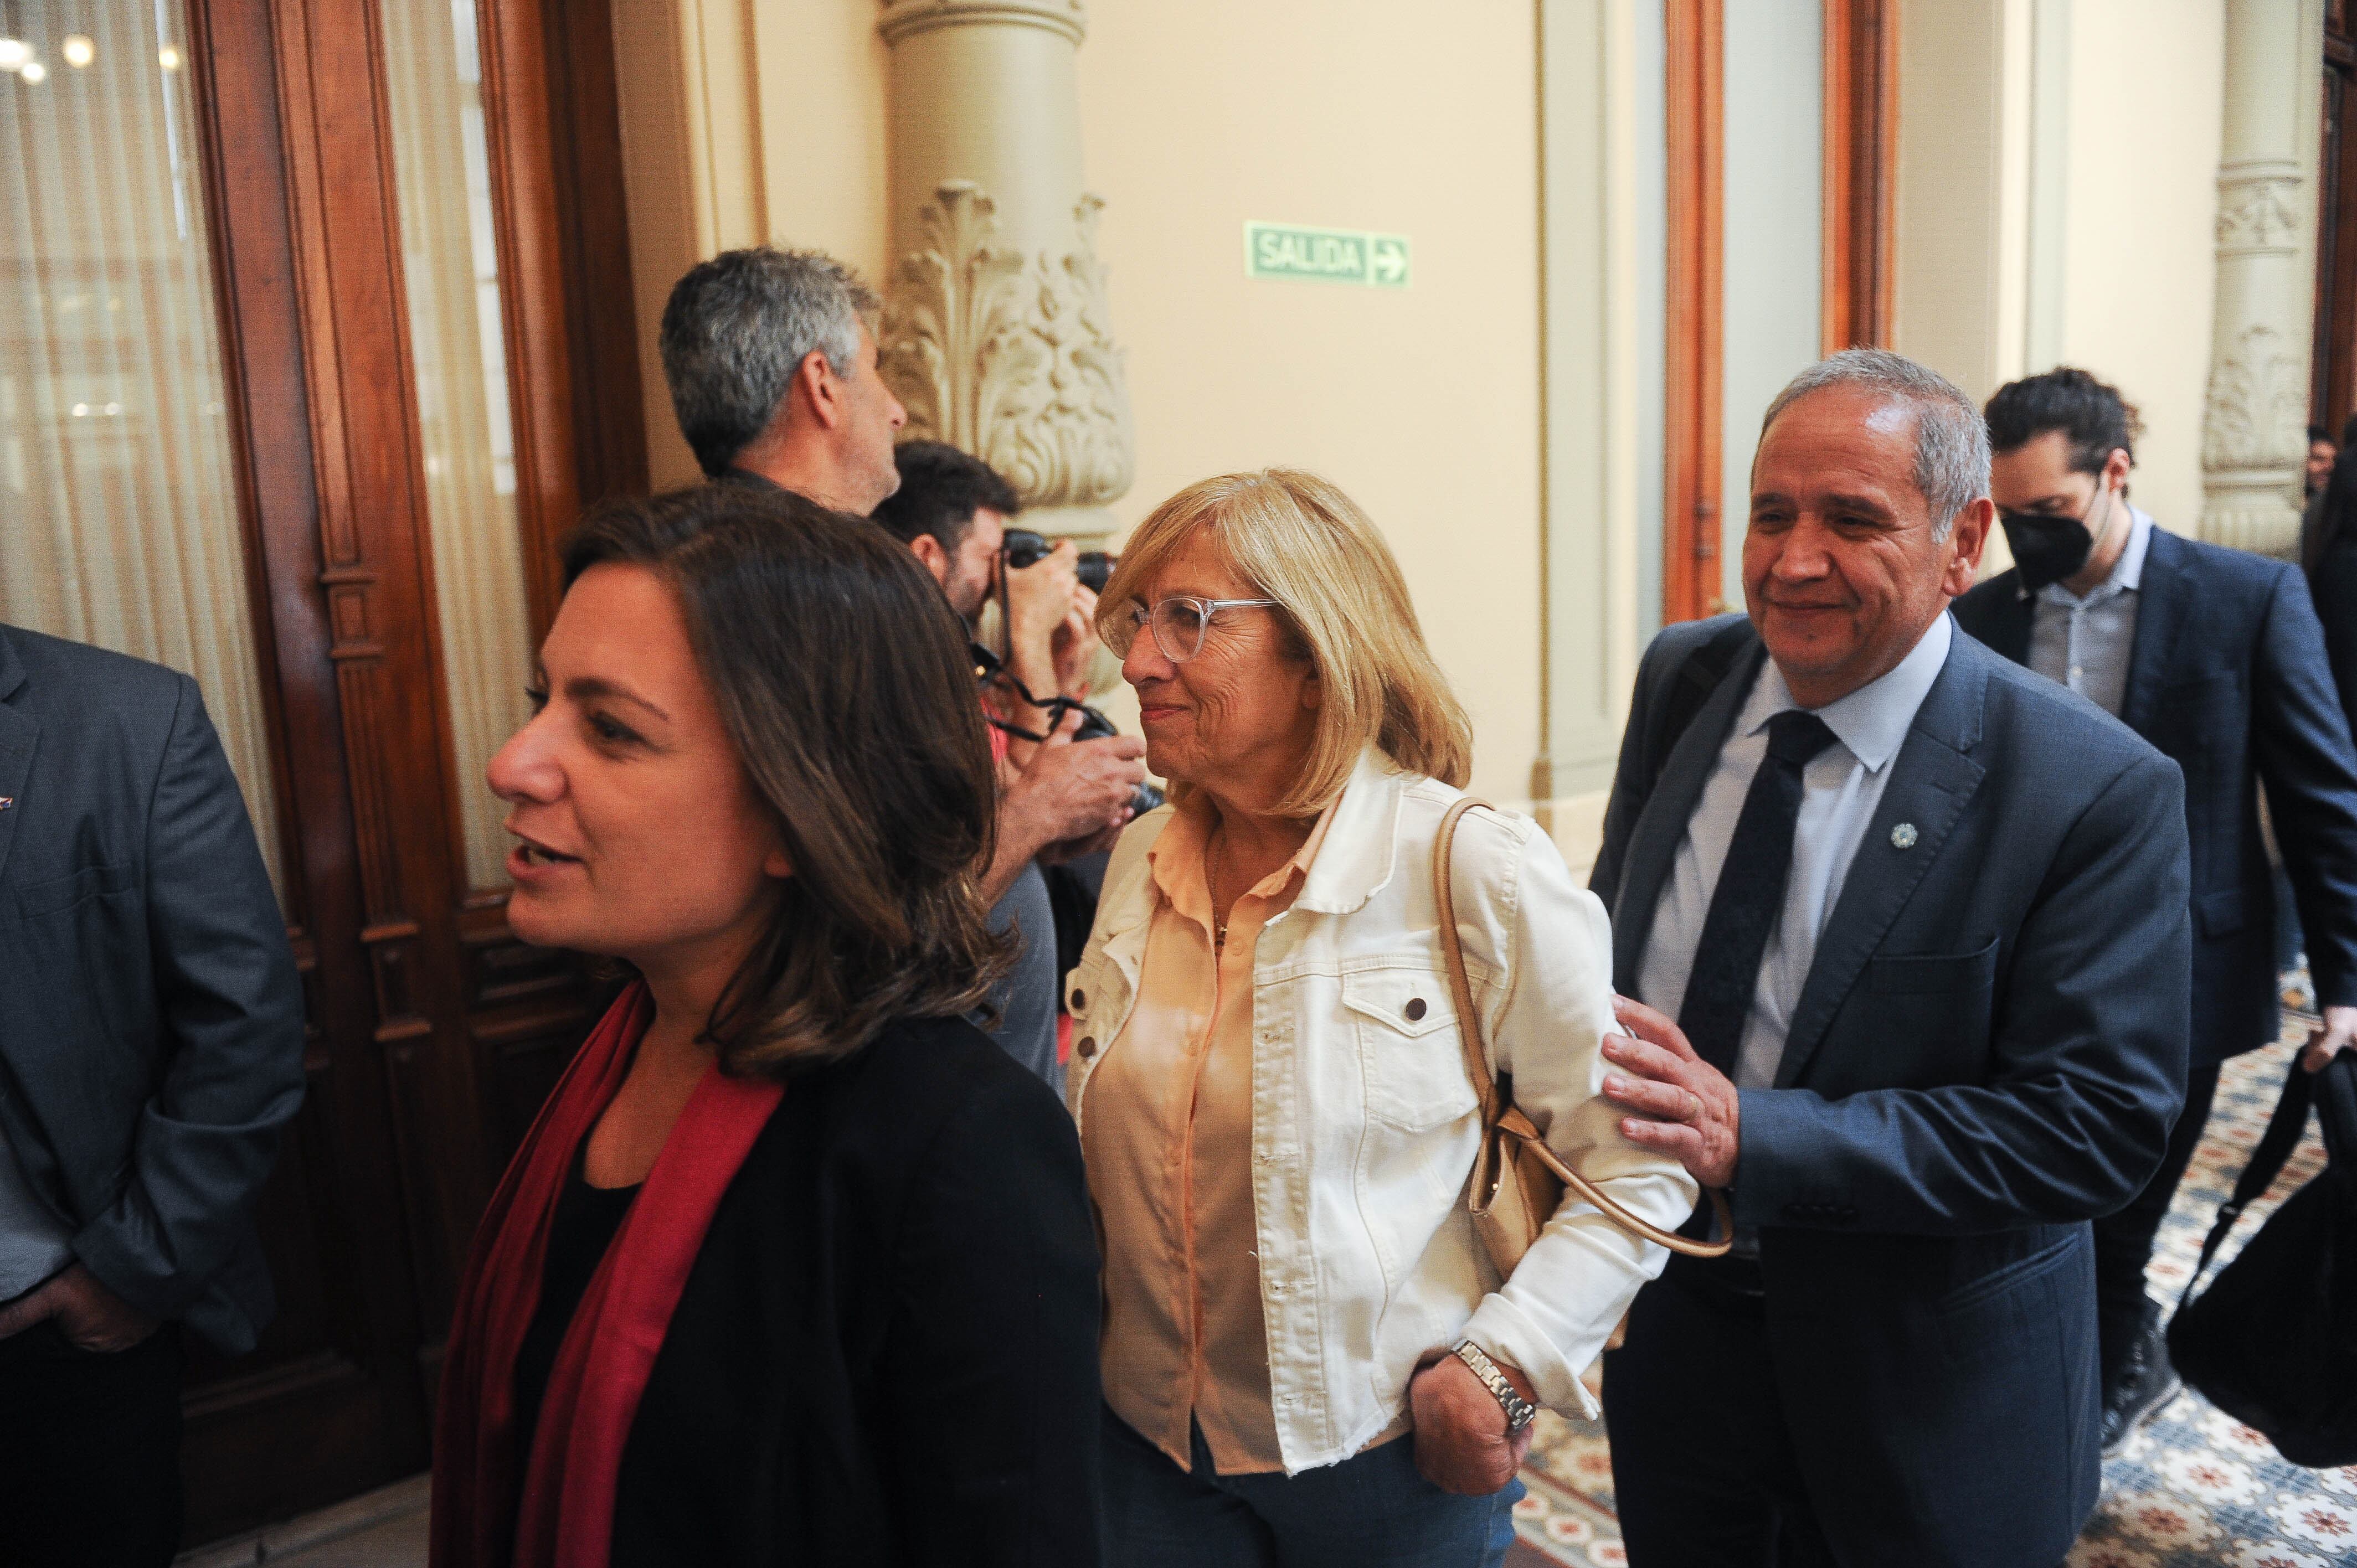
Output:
[0, 2, 283, 895]
[381, 0, 536, 892]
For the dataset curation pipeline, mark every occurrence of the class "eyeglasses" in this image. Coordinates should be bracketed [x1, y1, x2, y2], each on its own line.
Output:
[1104, 595, 1279, 664]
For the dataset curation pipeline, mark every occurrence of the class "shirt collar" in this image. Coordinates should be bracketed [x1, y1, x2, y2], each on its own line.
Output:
[2036, 504, 2154, 608]
[1740, 611, 1953, 775]
[1146, 783, 1336, 912]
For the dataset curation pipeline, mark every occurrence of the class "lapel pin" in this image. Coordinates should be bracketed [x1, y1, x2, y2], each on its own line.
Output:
[1890, 822, 1918, 850]
[0, 797, 13, 812]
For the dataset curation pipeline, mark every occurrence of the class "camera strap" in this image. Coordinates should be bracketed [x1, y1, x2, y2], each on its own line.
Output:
[970, 640, 1082, 742]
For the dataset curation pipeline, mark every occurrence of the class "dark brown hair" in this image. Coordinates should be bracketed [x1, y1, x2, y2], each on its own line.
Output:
[560, 484, 1008, 1075]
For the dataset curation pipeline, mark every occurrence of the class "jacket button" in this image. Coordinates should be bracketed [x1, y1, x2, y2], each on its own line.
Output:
[1072, 990, 1087, 1011]
[1404, 998, 1427, 1022]
[1077, 1036, 1097, 1059]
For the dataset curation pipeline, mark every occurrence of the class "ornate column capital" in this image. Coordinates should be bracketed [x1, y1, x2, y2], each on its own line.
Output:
[881, 180, 1135, 518]
[2199, 4, 2317, 557]
[878, 1, 1087, 48]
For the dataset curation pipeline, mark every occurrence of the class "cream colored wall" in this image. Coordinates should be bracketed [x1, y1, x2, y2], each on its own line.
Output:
[1075, 2, 1547, 808]
[611, 0, 890, 491]
[1893, 0, 2225, 545]
[1892, 0, 2034, 412]
[2053, 0, 2223, 533]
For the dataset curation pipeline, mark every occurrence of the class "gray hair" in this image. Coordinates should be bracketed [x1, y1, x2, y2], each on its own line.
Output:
[658, 247, 881, 477]
[1758, 348, 1991, 540]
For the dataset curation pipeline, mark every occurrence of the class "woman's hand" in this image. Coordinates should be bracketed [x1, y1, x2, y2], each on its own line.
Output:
[1407, 1349, 1535, 1495]
[1601, 994, 1742, 1189]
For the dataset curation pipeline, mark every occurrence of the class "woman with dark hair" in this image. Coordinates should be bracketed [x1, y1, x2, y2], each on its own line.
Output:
[429, 486, 1102, 1567]
[2308, 443, 2357, 741]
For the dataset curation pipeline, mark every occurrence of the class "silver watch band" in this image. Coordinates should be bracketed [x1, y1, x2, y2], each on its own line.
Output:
[1450, 1338, 1538, 1431]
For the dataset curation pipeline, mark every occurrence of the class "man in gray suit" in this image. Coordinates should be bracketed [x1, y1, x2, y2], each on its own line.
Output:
[1588, 350, 2191, 1565]
[0, 623, 305, 1565]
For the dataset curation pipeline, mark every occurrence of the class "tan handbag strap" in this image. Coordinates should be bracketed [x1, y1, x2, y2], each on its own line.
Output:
[1433, 798, 1735, 1259]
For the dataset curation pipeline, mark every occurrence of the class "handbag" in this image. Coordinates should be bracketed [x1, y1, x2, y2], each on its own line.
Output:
[1434, 797, 1735, 1278]
[2166, 1051, 2357, 1468]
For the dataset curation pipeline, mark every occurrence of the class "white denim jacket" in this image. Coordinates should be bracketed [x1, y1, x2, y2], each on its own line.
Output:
[1067, 749, 1696, 1474]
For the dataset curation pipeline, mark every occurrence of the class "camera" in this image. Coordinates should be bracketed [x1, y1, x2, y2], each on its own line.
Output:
[970, 641, 1164, 820]
[1073, 706, 1166, 819]
[1002, 528, 1117, 595]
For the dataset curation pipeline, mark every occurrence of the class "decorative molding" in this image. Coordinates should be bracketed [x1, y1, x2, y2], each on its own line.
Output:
[2201, 323, 2309, 472]
[2216, 167, 2304, 256]
[881, 180, 1135, 510]
[877, 0, 1087, 47]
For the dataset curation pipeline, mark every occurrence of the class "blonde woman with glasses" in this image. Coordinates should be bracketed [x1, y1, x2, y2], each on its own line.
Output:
[1068, 470, 1697, 1566]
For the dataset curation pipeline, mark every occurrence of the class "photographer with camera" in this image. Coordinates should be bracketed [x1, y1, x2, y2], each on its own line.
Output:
[876, 442, 1150, 1089]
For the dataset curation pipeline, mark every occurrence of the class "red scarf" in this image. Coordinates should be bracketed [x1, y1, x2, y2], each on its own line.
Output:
[430, 982, 785, 1568]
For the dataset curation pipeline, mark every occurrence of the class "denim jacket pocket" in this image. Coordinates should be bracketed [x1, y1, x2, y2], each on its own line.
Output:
[1342, 965, 1480, 1132]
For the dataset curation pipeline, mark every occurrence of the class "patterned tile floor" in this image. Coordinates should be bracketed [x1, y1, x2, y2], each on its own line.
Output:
[1511, 1025, 2353, 1568]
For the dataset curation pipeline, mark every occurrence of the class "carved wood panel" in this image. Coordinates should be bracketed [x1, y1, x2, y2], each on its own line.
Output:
[173, 0, 641, 1541]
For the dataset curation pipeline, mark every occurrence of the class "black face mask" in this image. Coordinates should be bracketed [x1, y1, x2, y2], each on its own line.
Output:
[1999, 478, 2117, 595]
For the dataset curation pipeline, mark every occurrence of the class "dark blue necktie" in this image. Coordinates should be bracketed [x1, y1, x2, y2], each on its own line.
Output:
[1676, 710, 1841, 1079]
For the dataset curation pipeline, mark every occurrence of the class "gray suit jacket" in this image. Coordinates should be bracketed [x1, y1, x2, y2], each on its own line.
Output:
[1593, 615, 2192, 1561]
[0, 624, 304, 1354]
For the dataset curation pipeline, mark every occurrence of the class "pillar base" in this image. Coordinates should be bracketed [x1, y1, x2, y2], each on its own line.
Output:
[2198, 471, 2304, 558]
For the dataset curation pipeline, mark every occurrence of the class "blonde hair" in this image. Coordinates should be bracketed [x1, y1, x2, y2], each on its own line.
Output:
[1098, 469, 1471, 816]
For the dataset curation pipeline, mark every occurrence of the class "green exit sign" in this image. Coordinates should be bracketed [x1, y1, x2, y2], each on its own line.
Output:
[1244, 223, 1411, 288]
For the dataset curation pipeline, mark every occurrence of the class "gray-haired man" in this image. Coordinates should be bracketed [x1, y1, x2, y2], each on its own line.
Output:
[658, 246, 908, 514]
[1587, 349, 2190, 1563]
[658, 250, 1146, 1092]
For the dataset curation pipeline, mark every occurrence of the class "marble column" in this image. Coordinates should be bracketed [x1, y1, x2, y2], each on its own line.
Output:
[874, 0, 1134, 544]
[2199, 0, 2316, 556]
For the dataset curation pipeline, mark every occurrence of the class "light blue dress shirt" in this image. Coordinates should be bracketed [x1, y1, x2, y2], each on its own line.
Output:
[2024, 506, 2154, 720]
[1636, 612, 1955, 1092]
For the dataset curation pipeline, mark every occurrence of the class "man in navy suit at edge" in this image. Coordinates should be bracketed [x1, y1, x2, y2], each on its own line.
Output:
[1954, 365, 2357, 1454]
[1589, 349, 2190, 1565]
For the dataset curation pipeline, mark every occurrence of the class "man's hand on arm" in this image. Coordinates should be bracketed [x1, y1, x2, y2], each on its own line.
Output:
[0, 1263, 160, 1352]
[981, 708, 1147, 904]
[1600, 994, 1742, 1189]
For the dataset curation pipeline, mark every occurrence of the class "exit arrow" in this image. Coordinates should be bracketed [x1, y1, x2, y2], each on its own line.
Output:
[1368, 235, 1409, 288]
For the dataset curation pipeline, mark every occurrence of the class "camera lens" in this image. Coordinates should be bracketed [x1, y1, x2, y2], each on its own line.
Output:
[1077, 552, 1114, 594]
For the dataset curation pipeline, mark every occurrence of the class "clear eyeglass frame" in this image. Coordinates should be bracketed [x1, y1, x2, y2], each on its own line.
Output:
[1105, 595, 1280, 664]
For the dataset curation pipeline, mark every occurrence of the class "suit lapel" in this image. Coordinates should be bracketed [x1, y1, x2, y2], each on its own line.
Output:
[1612, 641, 1768, 987]
[1977, 574, 2035, 665]
[1773, 640, 1991, 1089]
[0, 630, 32, 890]
[2118, 528, 2187, 736]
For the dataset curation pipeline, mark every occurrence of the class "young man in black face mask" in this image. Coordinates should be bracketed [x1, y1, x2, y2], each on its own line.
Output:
[1955, 365, 2357, 1454]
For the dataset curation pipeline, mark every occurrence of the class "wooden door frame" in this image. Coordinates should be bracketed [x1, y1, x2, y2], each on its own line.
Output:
[1822, 0, 1898, 354]
[178, 0, 452, 1534]
[1660, 0, 1897, 626]
[1664, 0, 1725, 625]
[176, 0, 642, 1539]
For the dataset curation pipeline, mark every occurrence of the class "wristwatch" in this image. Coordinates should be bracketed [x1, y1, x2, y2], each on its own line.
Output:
[1451, 1338, 1538, 1432]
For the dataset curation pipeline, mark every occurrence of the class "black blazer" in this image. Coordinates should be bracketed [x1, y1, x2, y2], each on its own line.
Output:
[600, 1014, 1103, 1567]
[2310, 533, 2357, 747]
[1594, 618, 2189, 1564]
[1957, 526, 2357, 1064]
[0, 624, 303, 1354]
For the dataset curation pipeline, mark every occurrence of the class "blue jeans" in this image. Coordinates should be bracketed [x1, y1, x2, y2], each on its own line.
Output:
[1099, 1405, 1524, 1567]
